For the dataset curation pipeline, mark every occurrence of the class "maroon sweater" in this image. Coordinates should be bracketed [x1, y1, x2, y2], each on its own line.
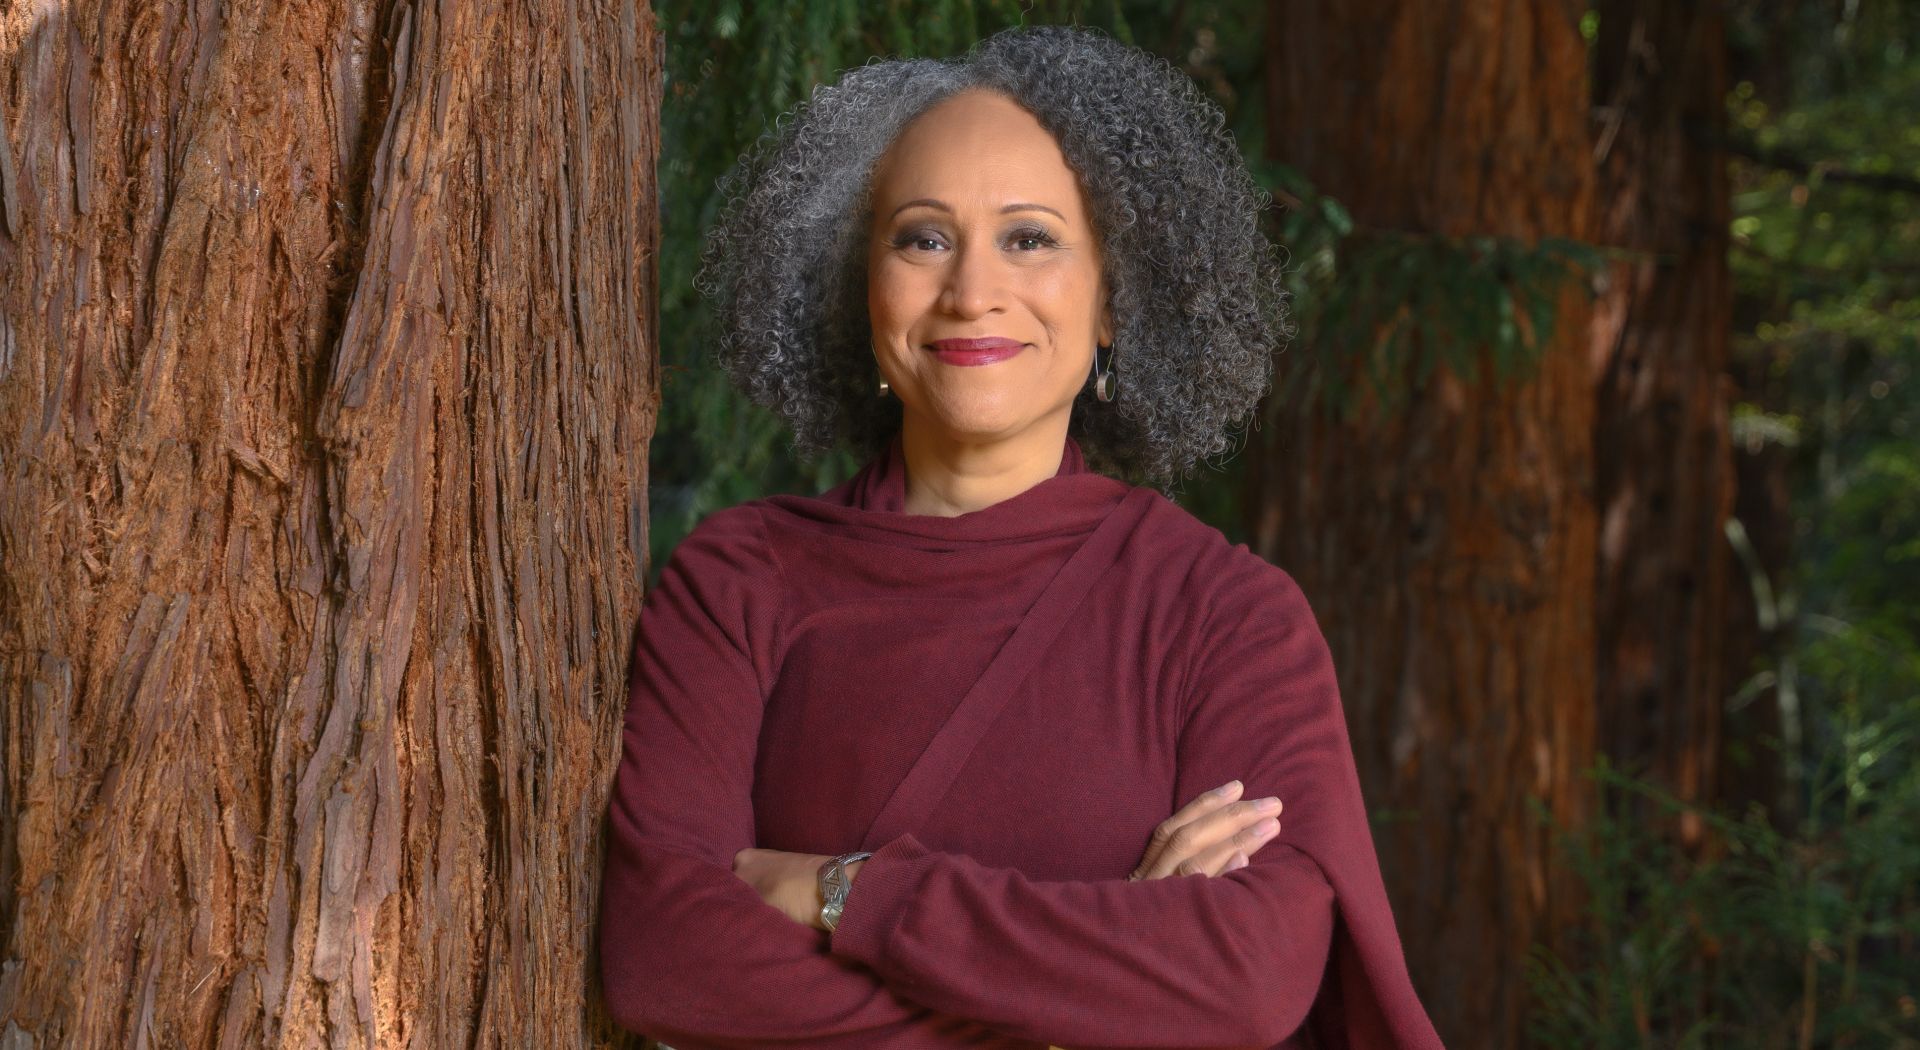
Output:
[600, 431, 1443, 1049]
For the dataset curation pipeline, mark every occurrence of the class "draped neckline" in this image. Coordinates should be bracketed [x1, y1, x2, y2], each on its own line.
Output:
[757, 429, 1133, 550]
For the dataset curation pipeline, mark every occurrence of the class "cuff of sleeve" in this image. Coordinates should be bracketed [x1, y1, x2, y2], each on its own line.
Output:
[824, 832, 936, 974]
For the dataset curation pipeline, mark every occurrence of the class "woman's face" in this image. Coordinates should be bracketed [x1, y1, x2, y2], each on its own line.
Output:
[867, 89, 1112, 447]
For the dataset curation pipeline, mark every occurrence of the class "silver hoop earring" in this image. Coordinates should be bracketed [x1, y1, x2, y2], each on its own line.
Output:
[1092, 343, 1118, 403]
[878, 373, 891, 397]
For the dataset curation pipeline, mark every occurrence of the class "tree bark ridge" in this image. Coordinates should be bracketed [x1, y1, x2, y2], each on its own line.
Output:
[0, 1, 661, 1045]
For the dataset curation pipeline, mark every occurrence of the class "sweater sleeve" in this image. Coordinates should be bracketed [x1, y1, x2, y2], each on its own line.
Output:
[597, 506, 1012, 1048]
[824, 550, 1425, 1049]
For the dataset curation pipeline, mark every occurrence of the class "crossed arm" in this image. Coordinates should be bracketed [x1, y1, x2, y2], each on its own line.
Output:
[728, 775, 1276, 935]
[597, 509, 1344, 1048]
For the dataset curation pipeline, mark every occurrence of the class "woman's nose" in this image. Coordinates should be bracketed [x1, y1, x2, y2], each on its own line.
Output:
[938, 239, 1005, 319]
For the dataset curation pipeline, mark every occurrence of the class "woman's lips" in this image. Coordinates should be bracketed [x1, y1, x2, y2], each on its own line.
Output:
[927, 337, 1026, 366]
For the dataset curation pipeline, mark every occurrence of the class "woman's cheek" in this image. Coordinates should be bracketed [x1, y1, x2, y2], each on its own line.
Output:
[869, 270, 932, 339]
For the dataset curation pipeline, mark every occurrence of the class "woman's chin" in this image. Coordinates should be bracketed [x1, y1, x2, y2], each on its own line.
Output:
[908, 399, 1067, 445]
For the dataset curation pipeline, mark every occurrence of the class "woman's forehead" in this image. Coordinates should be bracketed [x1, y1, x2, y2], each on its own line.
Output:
[872, 91, 1086, 219]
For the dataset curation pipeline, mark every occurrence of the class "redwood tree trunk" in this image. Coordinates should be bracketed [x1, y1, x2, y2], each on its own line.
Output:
[1590, 0, 1735, 838]
[1253, 2, 1598, 1045]
[0, 2, 659, 1045]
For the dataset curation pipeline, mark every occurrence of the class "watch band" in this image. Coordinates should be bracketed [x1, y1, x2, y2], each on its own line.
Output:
[817, 850, 874, 933]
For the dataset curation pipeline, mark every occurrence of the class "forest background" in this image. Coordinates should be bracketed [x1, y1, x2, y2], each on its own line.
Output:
[647, 2, 1919, 1047]
[0, 0, 1913, 1047]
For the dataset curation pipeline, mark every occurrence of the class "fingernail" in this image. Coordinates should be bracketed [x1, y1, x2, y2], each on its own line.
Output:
[1254, 796, 1281, 812]
[1214, 780, 1242, 798]
[1253, 817, 1280, 838]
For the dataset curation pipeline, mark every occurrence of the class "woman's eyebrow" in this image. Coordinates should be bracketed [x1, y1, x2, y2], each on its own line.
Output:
[886, 199, 1067, 222]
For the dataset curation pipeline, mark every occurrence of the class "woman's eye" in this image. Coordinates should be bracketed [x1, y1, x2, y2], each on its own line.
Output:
[890, 228, 1057, 253]
[893, 231, 945, 252]
[1009, 228, 1058, 251]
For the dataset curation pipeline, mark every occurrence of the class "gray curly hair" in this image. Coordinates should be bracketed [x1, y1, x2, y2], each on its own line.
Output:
[695, 24, 1292, 486]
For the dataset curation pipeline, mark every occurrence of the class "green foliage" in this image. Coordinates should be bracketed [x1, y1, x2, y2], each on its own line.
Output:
[1250, 160, 1608, 422]
[1529, 736, 1920, 1047]
[1529, 2, 1920, 1043]
[1720, 0, 1920, 819]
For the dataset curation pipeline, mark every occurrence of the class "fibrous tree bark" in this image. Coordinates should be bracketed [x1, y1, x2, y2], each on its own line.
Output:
[1252, 2, 1599, 1045]
[1590, 0, 1735, 839]
[0, 1, 660, 1045]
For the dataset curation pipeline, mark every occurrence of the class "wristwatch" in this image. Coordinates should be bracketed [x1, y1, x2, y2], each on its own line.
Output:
[817, 850, 874, 933]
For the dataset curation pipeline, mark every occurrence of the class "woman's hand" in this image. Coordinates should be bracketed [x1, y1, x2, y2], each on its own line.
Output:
[1129, 779, 1283, 880]
[734, 780, 1279, 921]
[734, 847, 859, 930]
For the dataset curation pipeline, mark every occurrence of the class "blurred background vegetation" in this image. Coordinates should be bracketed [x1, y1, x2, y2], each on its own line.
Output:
[646, 1, 1917, 1045]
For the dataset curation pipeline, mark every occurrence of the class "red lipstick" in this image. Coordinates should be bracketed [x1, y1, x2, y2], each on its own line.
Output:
[928, 337, 1026, 366]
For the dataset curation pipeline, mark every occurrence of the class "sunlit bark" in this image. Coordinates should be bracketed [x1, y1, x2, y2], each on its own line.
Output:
[0, 2, 660, 1044]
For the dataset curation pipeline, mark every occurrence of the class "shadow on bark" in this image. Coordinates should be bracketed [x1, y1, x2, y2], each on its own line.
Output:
[0, 1, 661, 1044]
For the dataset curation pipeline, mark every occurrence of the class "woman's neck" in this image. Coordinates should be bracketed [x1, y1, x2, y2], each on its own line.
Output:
[898, 418, 1069, 517]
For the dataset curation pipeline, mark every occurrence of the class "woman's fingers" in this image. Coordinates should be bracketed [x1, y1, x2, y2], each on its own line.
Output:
[1132, 781, 1283, 880]
[1180, 816, 1278, 877]
[1150, 807, 1281, 879]
[1132, 779, 1241, 878]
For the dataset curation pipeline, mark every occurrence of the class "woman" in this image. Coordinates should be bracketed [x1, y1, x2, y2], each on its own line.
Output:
[599, 25, 1443, 1050]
